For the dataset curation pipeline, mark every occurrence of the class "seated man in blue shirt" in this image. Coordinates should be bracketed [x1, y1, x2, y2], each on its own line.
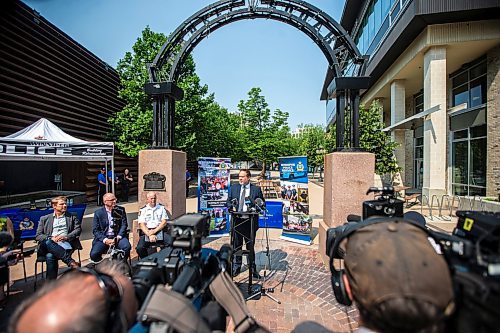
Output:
[36, 196, 81, 279]
[90, 193, 131, 262]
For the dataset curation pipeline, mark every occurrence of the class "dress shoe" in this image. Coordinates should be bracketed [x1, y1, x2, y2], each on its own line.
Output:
[231, 266, 241, 277]
[69, 261, 80, 269]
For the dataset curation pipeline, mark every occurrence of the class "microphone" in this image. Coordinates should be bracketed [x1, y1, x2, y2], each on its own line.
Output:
[0, 232, 13, 248]
[254, 198, 267, 214]
[217, 244, 233, 271]
[245, 197, 258, 212]
[230, 198, 238, 211]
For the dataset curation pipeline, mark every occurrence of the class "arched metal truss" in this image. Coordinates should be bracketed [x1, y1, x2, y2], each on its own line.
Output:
[149, 0, 365, 82]
[145, 0, 368, 149]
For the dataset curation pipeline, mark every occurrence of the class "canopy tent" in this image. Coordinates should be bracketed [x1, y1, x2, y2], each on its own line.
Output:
[0, 118, 115, 192]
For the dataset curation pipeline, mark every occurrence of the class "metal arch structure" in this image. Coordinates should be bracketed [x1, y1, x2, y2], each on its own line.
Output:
[145, 0, 368, 149]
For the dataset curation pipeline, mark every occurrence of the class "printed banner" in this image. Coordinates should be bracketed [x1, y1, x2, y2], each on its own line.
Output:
[0, 204, 87, 240]
[197, 157, 231, 236]
[278, 156, 312, 245]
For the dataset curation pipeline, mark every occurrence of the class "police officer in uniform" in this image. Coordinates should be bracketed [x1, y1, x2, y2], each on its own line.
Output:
[136, 192, 172, 259]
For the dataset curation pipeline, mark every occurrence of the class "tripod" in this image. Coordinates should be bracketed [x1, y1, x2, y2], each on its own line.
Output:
[245, 204, 282, 304]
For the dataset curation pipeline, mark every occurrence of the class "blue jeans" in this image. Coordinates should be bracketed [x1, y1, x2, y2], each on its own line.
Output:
[38, 239, 74, 280]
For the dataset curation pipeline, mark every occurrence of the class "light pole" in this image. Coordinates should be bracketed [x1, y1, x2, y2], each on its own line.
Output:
[315, 146, 326, 182]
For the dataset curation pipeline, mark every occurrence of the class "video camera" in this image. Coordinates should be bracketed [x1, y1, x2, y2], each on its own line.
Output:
[325, 187, 500, 333]
[430, 210, 500, 333]
[132, 214, 212, 305]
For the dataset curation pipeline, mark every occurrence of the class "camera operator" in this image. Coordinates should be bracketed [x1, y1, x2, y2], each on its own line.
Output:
[7, 261, 137, 333]
[90, 193, 131, 262]
[321, 218, 456, 333]
[136, 192, 172, 259]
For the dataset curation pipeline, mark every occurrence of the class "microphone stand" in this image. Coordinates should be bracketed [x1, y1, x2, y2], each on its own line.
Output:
[246, 203, 281, 304]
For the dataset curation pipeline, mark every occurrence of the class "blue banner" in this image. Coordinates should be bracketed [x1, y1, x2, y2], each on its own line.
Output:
[278, 156, 312, 245]
[197, 157, 231, 236]
[258, 201, 283, 228]
[0, 204, 87, 240]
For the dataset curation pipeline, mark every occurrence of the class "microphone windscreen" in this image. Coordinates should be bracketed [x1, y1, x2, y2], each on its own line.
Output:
[255, 198, 264, 207]
[0, 232, 13, 248]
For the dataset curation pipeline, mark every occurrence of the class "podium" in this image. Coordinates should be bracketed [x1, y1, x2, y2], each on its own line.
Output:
[229, 211, 260, 291]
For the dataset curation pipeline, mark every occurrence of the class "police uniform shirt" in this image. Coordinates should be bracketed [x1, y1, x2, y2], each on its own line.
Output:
[138, 204, 168, 229]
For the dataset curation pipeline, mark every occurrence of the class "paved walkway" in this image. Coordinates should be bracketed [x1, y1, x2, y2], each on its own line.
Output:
[0, 177, 457, 332]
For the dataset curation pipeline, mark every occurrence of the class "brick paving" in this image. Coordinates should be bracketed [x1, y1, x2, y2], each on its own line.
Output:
[204, 236, 359, 333]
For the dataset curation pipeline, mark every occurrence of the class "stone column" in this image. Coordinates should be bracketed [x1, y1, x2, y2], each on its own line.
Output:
[319, 152, 375, 265]
[390, 80, 407, 184]
[423, 46, 447, 199]
[131, 149, 186, 257]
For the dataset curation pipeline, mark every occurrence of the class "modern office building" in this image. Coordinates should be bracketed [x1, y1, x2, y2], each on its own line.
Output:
[0, 0, 136, 203]
[324, 0, 500, 198]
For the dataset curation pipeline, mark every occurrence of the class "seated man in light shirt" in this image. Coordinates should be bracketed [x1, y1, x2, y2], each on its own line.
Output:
[136, 192, 172, 259]
[36, 196, 81, 279]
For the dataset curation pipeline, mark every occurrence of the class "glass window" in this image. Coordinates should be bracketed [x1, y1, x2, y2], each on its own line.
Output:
[453, 129, 468, 140]
[382, 0, 391, 17]
[451, 58, 487, 108]
[453, 85, 469, 107]
[452, 72, 468, 88]
[452, 127, 487, 196]
[390, 1, 400, 23]
[471, 124, 486, 138]
[368, 5, 375, 42]
[470, 77, 487, 107]
[469, 138, 486, 188]
[452, 141, 468, 185]
[414, 91, 424, 114]
[470, 62, 486, 80]
[415, 137, 423, 146]
[374, 0, 382, 30]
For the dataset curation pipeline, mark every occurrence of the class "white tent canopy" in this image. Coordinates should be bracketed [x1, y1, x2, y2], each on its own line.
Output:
[0, 118, 115, 191]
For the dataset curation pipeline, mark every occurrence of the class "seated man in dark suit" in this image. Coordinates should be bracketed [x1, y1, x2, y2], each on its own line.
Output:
[226, 169, 265, 279]
[90, 193, 131, 262]
[35, 196, 81, 279]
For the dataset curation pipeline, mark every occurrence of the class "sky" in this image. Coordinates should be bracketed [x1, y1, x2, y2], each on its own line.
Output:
[24, 0, 346, 130]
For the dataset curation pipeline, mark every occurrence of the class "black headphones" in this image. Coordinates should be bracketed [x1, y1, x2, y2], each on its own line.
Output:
[328, 216, 433, 306]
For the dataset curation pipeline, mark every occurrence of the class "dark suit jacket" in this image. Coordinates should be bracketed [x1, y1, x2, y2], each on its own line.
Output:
[36, 213, 82, 250]
[92, 206, 128, 242]
[226, 183, 265, 233]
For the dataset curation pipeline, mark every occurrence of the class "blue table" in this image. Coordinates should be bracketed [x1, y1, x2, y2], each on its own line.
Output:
[0, 204, 87, 240]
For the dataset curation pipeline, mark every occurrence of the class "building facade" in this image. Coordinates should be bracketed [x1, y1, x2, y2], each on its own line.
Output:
[0, 0, 136, 202]
[325, 0, 500, 198]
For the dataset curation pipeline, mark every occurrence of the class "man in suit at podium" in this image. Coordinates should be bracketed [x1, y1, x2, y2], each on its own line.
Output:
[226, 169, 265, 279]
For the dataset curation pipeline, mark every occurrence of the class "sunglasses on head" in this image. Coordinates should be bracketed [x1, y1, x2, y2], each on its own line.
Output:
[61, 267, 125, 332]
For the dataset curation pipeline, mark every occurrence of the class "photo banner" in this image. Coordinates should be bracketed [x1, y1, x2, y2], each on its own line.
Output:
[278, 156, 312, 245]
[197, 157, 231, 237]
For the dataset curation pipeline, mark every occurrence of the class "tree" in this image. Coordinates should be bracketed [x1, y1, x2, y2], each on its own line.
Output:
[237, 87, 291, 176]
[296, 124, 326, 173]
[110, 27, 241, 160]
[326, 99, 400, 175]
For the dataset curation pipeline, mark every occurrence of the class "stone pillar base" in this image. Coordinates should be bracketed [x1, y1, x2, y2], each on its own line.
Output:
[320, 152, 375, 266]
[131, 149, 186, 258]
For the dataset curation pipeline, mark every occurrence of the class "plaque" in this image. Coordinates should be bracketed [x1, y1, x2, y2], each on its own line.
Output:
[143, 172, 166, 191]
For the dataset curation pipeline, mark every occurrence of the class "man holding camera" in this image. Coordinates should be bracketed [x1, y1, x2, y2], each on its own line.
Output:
[136, 192, 172, 259]
[90, 193, 131, 262]
[226, 169, 264, 279]
[35, 196, 81, 280]
[321, 218, 455, 333]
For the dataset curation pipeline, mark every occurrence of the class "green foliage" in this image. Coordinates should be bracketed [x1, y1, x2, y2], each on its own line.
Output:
[110, 27, 241, 159]
[359, 100, 400, 175]
[295, 124, 327, 168]
[237, 88, 291, 173]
